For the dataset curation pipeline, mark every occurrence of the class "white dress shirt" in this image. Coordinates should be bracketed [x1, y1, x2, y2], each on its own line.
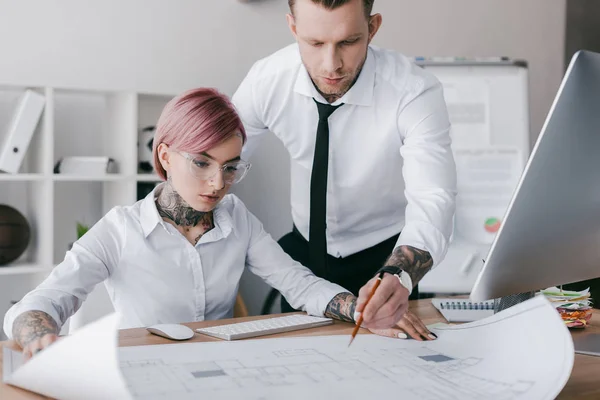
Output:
[233, 44, 457, 265]
[3, 185, 347, 338]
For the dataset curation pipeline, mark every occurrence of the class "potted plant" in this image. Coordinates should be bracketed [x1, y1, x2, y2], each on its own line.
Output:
[68, 222, 90, 251]
[76, 222, 90, 239]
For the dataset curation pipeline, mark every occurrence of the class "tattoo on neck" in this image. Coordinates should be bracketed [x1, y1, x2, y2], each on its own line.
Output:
[324, 292, 357, 323]
[384, 245, 433, 286]
[156, 180, 213, 229]
[12, 310, 59, 348]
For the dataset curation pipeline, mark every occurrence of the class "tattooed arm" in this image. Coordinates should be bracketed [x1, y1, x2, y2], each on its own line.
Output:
[382, 245, 433, 287]
[12, 310, 60, 359]
[324, 292, 357, 323]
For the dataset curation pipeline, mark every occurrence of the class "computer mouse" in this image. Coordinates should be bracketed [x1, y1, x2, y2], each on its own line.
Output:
[146, 324, 195, 341]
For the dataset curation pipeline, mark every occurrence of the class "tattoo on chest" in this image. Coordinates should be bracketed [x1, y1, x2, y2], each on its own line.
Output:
[384, 245, 433, 285]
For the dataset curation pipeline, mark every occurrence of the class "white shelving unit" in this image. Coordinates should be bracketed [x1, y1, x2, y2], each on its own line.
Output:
[0, 84, 171, 338]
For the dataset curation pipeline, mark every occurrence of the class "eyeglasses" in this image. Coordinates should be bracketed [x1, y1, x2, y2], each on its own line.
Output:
[178, 151, 251, 185]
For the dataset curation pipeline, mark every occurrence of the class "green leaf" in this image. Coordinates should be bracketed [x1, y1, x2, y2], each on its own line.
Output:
[76, 222, 90, 239]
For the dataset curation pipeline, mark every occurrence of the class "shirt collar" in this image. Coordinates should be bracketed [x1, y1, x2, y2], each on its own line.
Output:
[140, 186, 167, 237]
[293, 46, 375, 107]
[140, 183, 234, 240]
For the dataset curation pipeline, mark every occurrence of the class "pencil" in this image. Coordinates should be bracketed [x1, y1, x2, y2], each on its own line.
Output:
[348, 272, 384, 347]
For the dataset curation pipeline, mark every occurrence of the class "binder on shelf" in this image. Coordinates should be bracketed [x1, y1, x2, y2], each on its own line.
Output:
[53, 156, 118, 176]
[0, 90, 46, 174]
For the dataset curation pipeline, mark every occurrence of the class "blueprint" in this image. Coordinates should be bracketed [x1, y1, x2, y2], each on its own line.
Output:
[3, 313, 131, 400]
[119, 296, 573, 400]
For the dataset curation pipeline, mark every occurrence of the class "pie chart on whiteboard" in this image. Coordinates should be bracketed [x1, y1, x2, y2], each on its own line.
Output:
[484, 217, 502, 233]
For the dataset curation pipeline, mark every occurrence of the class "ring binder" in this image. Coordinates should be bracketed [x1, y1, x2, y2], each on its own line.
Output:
[432, 298, 495, 322]
[0, 90, 45, 174]
[439, 300, 494, 310]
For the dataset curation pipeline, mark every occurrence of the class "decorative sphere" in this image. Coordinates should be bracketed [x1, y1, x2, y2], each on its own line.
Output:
[0, 205, 31, 266]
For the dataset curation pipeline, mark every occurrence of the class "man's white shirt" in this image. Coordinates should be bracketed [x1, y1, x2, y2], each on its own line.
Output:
[233, 44, 457, 265]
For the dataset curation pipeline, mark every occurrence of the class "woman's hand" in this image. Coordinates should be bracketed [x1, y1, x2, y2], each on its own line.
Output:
[12, 310, 61, 361]
[367, 310, 437, 341]
[21, 333, 60, 361]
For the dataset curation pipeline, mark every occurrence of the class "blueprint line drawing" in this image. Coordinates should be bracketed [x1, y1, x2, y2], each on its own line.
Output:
[120, 342, 536, 400]
[3, 297, 571, 400]
[118, 297, 573, 400]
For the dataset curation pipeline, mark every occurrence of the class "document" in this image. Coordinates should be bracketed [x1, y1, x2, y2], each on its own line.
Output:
[442, 79, 491, 147]
[4, 296, 573, 400]
[3, 313, 131, 400]
[119, 296, 573, 400]
[454, 147, 524, 244]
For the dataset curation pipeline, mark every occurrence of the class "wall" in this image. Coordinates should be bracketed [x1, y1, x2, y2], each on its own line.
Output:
[565, 0, 600, 66]
[0, 0, 566, 316]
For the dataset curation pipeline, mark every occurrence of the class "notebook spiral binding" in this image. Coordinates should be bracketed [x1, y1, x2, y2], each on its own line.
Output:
[439, 301, 494, 310]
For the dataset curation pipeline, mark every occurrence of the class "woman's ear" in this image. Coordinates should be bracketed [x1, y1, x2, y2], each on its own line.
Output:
[157, 143, 171, 175]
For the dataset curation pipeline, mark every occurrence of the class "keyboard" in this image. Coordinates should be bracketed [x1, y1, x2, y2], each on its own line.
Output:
[195, 314, 333, 341]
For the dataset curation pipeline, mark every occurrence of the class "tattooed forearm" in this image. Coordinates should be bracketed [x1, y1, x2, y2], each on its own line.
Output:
[384, 245, 433, 286]
[156, 178, 214, 229]
[324, 292, 357, 323]
[12, 310, 59, 348]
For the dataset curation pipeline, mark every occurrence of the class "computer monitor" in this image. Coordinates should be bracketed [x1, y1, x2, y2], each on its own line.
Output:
[471, 50, 600, 302]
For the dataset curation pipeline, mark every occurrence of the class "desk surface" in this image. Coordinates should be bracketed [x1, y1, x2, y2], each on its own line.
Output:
[1, 299, 599, 400]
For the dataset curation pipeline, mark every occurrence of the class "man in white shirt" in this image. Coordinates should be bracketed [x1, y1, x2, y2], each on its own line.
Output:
[233, 0, 456, 336]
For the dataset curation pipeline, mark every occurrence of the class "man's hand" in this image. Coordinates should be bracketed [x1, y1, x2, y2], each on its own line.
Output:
[323, 293, 436, 341]
[368, 310, 437, 341]
[355, 273, 409, 329]
[354, 244, 434, 329]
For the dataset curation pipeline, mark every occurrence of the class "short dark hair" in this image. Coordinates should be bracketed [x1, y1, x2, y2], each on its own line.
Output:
[288, 0, 374, 19]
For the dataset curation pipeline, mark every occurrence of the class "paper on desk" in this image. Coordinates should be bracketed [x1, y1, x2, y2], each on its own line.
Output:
[454, 147, 524, 245]
[541, 287, 592, 307]
[119, 296, 573, 400]
[3, 312, 131, 400]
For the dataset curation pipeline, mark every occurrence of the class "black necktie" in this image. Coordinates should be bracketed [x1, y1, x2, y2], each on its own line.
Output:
[309, 99, 344, 278]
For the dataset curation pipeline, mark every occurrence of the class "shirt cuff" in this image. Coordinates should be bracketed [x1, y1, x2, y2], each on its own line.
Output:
[396, 221, 449, 267]
[302, 282, 349, 318]
[3, 300, 62, 340]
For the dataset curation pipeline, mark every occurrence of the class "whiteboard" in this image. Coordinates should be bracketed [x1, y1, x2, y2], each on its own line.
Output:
[417, 60, 530, 294]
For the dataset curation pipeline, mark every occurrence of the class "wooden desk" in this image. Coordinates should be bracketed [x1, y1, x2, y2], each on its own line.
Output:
[1, 299, 599, 399]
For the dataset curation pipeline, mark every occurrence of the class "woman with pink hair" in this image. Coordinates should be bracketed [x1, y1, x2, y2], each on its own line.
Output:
[5, 88, 435, 359]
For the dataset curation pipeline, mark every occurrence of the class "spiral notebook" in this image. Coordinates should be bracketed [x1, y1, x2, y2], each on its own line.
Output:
[432, 298, 495, 322]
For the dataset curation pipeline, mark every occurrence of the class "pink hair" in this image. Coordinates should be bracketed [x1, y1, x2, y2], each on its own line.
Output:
[152, 88, 247, 180]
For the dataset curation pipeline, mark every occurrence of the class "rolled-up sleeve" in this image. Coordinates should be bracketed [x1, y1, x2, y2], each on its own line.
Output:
[244, 209, 348, 317]
[3, 207, 124, 339]
[396, 78, 457, 266]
